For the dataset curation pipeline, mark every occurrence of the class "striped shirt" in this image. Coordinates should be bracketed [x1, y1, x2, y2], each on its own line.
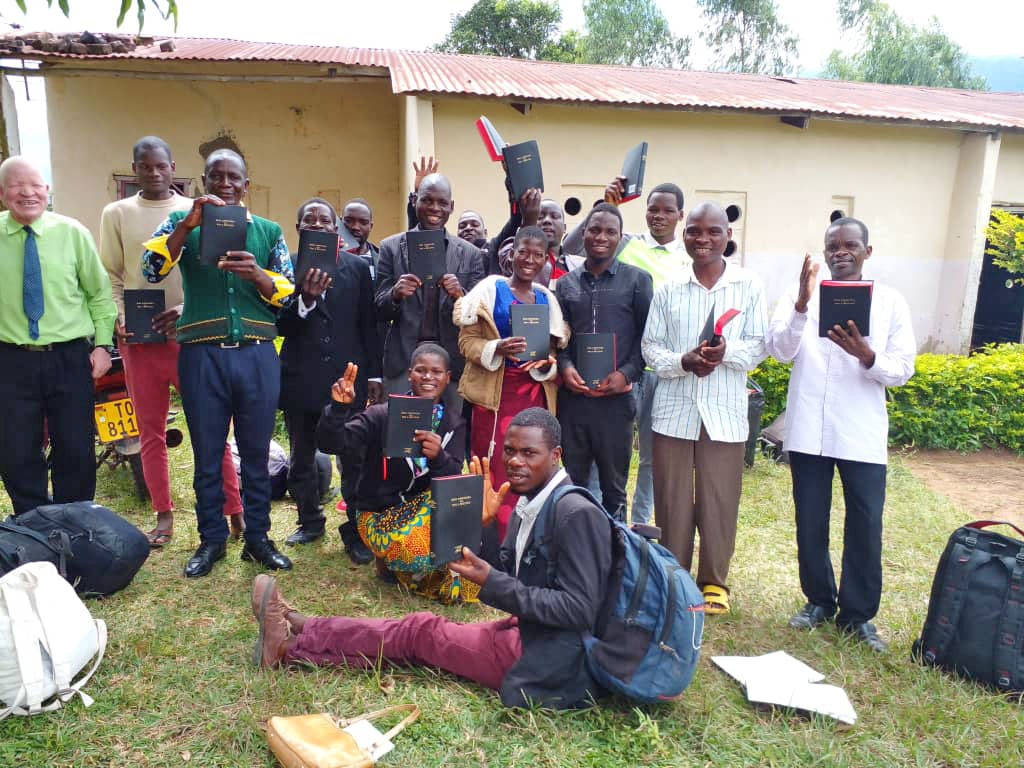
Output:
[642, 260, 767, 442]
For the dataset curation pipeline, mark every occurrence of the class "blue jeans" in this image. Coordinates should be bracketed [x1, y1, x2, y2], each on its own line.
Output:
[630, 370, 657, 524]
[179, 342, 280, 545]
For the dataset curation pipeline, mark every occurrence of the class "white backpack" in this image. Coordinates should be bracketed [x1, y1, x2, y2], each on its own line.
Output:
[0, 561, 107, 719]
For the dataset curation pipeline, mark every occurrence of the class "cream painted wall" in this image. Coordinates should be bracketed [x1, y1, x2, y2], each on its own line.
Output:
[432, 99, 972, 351]
[993, 134, 1024, 207]
[44, 75, 401, 251]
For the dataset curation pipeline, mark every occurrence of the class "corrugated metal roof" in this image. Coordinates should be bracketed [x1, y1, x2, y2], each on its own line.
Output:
[9, 35, 1024, 130]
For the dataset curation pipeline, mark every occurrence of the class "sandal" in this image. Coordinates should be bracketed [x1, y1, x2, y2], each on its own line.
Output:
[146, 528, 173, 548]
[702, 584, 731, 615]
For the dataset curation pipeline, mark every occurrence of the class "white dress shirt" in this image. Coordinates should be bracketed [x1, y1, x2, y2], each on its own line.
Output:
[766, 278, 916, 465]
[513, 468, 568, 576]
[642, 260, 767, 443]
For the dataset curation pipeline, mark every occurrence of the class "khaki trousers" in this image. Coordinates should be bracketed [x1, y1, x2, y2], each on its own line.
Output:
[652, 426, 745, 589]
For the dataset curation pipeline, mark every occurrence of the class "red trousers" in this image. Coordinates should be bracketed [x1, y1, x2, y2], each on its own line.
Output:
[119, 340, 242, 516]
[287, 612, 522, 691]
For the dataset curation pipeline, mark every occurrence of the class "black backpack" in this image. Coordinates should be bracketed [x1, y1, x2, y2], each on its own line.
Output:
[7, 502, 150, 597]
[913, 520, 1024, 693]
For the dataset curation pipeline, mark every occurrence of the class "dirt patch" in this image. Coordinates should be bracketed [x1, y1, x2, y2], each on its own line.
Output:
[903, 448, 1024, 530]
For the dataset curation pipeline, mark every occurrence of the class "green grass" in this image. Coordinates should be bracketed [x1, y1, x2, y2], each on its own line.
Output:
[2, 427, 1022, 767]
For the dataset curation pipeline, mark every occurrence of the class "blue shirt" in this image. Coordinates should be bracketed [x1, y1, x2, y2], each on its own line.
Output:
[494, 280, 547, 368]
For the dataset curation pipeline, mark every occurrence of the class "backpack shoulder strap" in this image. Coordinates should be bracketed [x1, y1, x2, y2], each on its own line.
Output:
[529, 484, 604, 585]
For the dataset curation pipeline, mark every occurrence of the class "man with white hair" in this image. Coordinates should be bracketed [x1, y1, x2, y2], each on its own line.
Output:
[0, 155, 117, 514]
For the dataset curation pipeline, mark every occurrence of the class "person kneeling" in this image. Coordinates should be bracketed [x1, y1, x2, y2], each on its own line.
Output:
[316, 343, 470, 603]
[253, 407, 613, 709]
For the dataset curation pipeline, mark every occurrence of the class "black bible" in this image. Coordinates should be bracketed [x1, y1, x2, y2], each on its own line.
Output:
[123, 289, 166, 344]
[198, 203, 247, 266]
[295, 229, 339, 287]
[384, 395, 434, 459]
[406, 229, 447, 286]
[430, 473, 484, 565]
[502, 140, 544, 202]
[620, 142, 648, 203]
[818, 280, 873, 337]
[575, 332, 616, 388]
[510, 303, 550, 362]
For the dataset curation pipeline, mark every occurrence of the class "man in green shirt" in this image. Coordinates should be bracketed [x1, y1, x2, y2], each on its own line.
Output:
[0, 156, 117, 514]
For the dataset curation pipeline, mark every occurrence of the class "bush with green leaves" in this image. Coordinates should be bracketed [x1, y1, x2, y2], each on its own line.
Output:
[752, 344, 1024, 454]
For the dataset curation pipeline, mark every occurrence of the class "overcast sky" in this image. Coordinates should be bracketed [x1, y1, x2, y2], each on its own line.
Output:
[4, 0, 1022, 182]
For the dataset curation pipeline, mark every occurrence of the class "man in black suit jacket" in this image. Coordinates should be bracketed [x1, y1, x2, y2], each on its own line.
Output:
[375, 173, 485, 407]
[277, 197, 380, 562]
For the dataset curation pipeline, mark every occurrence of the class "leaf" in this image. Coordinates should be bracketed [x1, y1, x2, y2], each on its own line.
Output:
[117, 0, 132, 27]
[57, 0, 69, 16]
[15, 0, 27, 14]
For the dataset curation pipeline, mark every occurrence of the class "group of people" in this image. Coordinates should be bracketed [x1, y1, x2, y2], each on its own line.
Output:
[0, 133, 916, 709]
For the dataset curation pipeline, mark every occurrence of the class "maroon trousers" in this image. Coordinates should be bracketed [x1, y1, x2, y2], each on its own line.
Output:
[287, 612, 522, 691]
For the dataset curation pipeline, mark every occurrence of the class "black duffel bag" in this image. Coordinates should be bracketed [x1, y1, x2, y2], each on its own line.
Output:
[10, 501, 150, 597]
[0, 518, 74, 577]
[913, 520, 1024, 692]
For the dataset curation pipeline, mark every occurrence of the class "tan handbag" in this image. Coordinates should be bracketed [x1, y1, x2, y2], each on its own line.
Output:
[266, 704, 420, 768]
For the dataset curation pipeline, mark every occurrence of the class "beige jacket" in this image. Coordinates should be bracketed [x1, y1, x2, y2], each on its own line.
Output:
[453, 275, 570, 414]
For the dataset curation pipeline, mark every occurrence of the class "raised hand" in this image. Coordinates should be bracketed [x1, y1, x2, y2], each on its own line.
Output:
[521, 188, 542, 226]
[413, 155, 439, 192]
[603, 175, 626, 206]
[330, 362, 359, 404]
[795, 254, 820, 313]
[469, 455, 510, 528]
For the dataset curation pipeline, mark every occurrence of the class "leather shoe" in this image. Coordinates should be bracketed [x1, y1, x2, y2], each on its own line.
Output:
[788, 603, 835, 629]
[251, 575, 292, 668]
[184, 540, 226, 578]
[346, 537, 374, 565]
[843, 621, 888, 652]
[285, 526, 324, 546]
[241, 538, 293, 570]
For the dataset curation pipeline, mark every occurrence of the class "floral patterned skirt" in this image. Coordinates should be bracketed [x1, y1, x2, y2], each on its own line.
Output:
[357, 490, 480, 605]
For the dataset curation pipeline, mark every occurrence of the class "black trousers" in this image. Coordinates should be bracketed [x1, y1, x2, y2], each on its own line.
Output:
[0, 339, 95, 514]
[286, 407, 359, 544]
[557, 390, 635, 519]
[789, 451, 887, 626]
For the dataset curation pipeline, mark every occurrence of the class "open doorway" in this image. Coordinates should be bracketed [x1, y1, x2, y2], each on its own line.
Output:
[971, 207, 1024, 349]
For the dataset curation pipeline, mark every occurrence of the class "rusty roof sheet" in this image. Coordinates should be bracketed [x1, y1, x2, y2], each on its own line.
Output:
[10, 35, 1024, 131]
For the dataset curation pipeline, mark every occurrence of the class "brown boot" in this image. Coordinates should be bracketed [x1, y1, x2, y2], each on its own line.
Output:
[251, 575, 293, 668]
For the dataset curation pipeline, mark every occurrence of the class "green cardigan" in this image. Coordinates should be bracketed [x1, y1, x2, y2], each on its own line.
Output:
[167, 210, 284, 344]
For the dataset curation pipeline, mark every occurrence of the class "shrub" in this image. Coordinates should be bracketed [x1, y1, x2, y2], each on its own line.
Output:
[751, 344, 1024, 455]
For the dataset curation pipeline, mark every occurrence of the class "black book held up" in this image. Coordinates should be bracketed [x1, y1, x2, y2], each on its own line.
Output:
[406, 229, 447, 285]
[818, 280, 873, 337]
[384, 394, 434, 459]
[576, 332, 616, 389]
[502, 140, 544, 202]
[339, 222, 360, 253]
[123, 288, 165, 344]
[295, 229, 339, 287]
[198, 203, 247, 266]
[510, 303, 550, 362]
[620, 142, 648, 203]
[430, 473, 484, 565]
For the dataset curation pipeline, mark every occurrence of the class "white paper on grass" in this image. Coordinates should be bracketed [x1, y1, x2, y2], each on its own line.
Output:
[342, 718, 394, 762]
[711, 651, 857, 725]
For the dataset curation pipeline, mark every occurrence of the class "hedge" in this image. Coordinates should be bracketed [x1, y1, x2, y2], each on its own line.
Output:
[750, 343, 1024, 455]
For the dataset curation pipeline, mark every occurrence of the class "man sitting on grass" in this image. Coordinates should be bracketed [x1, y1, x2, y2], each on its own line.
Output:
[252, 407, 613, 709]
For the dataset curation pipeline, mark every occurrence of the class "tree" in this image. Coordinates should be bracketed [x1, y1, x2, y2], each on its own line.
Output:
[578, 0, 689, 68]
[696, 0, 798, 75]
[986, 210, 1024, 286]
[824, 0, 987, 90]
[10, 0, 178, 31]
[433, 0, 562, 59]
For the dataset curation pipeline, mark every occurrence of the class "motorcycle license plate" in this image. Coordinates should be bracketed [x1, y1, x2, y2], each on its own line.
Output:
[94, 397, 140, 442]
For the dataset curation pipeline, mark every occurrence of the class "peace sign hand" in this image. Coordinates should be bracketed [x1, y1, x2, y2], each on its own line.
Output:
[330, 362, 359, 404]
